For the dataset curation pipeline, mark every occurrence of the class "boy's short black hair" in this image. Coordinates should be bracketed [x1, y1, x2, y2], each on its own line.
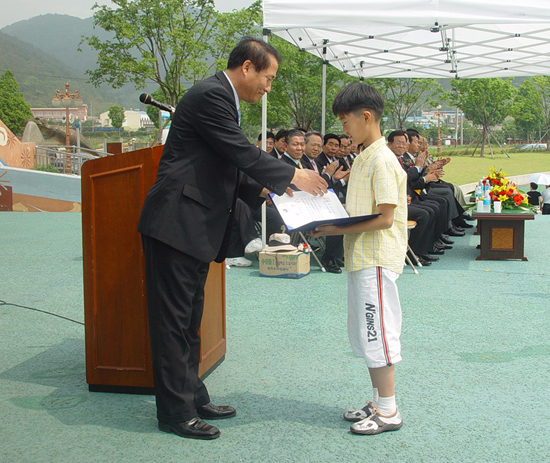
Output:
[332, 82, 384, 120]
[530, 182, 538, 190]
[227, 36, 281, 72]
[388, 130, 408, 143]
[324, 133, 340, 145]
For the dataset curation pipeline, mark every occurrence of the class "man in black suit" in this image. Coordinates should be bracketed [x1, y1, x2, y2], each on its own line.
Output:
[280, 129, 306, 168]
[138, 37, 327, 440]
[272, 129, 288, 159]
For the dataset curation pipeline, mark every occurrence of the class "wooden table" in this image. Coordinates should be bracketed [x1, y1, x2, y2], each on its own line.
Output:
[472, 211, 534, 261]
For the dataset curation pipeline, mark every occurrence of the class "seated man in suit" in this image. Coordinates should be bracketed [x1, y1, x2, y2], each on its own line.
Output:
[403, 130, 465, 237]
[256, 131, 275, 155]
[387, 131, 447, 264]
[272, 129, 288, 159]
[280, 129, 306, 168]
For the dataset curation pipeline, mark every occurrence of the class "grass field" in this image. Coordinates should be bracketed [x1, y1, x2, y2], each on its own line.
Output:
[429, 148, 550, 185]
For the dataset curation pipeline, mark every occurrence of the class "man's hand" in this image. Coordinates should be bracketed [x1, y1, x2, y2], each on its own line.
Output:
[291, 168, 328, 196]
[323, 160, 339, 177]
[333, 166, 350, 181]
[407, 195, 412, 205]
[424, 172, 438, 183]
[415, 151, 428, 168]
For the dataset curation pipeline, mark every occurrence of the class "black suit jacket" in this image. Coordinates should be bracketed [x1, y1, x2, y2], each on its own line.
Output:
[138, 71, 295, 263]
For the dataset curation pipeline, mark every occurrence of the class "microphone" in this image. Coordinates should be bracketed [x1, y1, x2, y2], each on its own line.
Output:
[139, 93, 175, 114]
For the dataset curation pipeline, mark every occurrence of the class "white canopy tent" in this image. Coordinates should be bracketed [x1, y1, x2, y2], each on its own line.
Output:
[257, 0, 550, 249]
[262, 0, 550, 79]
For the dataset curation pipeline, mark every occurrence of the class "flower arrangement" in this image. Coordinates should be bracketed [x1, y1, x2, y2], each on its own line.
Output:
[483, 168, 531, 210]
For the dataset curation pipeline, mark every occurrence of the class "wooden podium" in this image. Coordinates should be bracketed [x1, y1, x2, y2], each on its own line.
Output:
[81, 146, 226, 393]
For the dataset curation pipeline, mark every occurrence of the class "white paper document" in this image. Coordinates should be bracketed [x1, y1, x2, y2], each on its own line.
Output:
[269, 190, 380, 232]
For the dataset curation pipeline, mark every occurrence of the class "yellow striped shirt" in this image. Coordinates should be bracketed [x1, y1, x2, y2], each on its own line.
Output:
[344, 137, 408, 274]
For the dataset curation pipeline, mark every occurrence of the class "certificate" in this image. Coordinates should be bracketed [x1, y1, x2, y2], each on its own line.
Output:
[269, 190, 380, 233]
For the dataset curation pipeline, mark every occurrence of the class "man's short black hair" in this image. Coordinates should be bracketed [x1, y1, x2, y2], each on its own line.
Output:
[339, 134, 350, 141]
[388, 130, 408, 143]
[275, 129, 288, 142]
[324, 133, 340, 145]
[406, 128, 420, 140]
[530, 182, 539, 190]
[227, 36, 282, 72]
[332, 82, 384, 120]
[305, 131, 323, 144]
[285, 129, 305, 144]
[257, 131, 275, 142]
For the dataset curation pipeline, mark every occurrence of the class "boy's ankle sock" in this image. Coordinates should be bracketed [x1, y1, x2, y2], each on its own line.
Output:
[376, 395, 397, 416]
[372, 388, 379, 408]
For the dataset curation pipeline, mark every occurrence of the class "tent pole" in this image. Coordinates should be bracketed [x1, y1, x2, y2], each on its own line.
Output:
[321, 40, 328, 134]
[261, 29, 270, 248]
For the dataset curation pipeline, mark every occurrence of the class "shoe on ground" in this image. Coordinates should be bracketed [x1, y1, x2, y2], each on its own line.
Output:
[418, 257, 432, 266]
[430, 247, 444, 255]
[462, 212, 473, 221]
[225, 257, 252, 267]
[343, 402, 375, 422]
[435, 241, 452, 250]
[439, 235, 454, 245]
[350, 409, 403, 435]
[460, 222, 474, 228]
[323, 259, 342, 274]
[420, 254, 439, 262]
[197, 403, 236, 420]
[447, 227, 465, 237]
[244, 238, 263, 254]
[158, 417, 220, 440]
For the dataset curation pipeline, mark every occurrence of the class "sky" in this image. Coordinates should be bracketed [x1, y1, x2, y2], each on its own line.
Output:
[0, 0, 253, 29]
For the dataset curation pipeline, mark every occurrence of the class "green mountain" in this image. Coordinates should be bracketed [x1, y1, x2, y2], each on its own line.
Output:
[1, 14, 152, 113]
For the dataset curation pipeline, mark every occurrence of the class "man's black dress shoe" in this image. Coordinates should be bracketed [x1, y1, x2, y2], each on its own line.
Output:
[197, 403, 236, 420]
[462, 213, 473, 221]
[430, 247, 444, 255]
[418, 257, 432, 266]
[439, 235, 454, 245]
[460, 222, 474, 228]
[421, 254, 439, 262]
[447, 227, 465, 237]
[158, 417, 220, 440]
[323, 260, 342, 274]
[435, 240, 452, 250]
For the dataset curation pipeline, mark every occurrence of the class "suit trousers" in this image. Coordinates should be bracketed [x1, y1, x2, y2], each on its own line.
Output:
[407, 204, 435, 256]
[141, 235, 211, 423]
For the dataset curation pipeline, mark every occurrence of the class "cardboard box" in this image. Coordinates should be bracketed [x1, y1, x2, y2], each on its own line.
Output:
[259, 251, 310, 279]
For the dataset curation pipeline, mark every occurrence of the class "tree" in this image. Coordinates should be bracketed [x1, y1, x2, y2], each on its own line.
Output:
[449, 78, 516, 157]
[240, 35, 357, 133]
[374, 78, 442, 130]
[108, 105, 125, 129]
[513, 77, 550, 148]
[0, 70, 33, 135]
[81, 0, 263, 109]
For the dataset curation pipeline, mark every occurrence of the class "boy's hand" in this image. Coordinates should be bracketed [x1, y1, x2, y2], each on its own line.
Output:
[307, 225, 339, 238]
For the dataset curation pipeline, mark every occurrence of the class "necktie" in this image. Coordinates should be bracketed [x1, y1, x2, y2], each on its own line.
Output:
[297, 160, 303, 169]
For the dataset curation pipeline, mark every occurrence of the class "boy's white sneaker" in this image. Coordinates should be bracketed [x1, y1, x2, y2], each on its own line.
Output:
[343, 402, 375, 422]
[350, 409, 402, 435]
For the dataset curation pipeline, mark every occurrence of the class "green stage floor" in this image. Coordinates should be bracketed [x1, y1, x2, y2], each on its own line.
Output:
[1, 212, 549, 463]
